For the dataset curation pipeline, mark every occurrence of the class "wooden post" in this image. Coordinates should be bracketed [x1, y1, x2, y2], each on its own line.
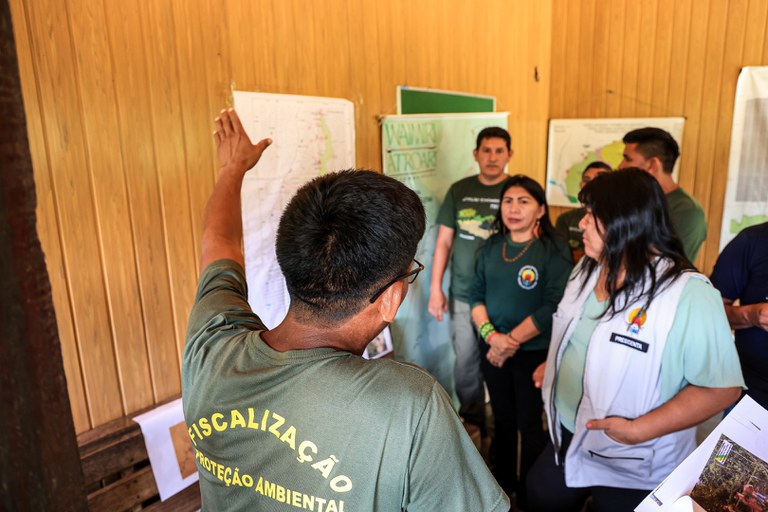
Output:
[0, 0, 87, 509]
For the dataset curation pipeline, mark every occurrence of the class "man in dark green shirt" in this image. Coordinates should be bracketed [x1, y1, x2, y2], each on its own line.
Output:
[183, 109, 509, 511]
[554, 161, 611, 263]
[618, 127, 707, 262]
[428, 127, 512, 434]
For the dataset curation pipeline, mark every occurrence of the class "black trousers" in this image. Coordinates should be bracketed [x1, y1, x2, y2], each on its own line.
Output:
[481, 347, 548, 508]
[527, 428, 652, 512]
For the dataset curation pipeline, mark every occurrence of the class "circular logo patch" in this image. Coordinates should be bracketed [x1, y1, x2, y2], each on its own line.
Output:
[517, 265, 539, 289]
[626, 307, 647, 334]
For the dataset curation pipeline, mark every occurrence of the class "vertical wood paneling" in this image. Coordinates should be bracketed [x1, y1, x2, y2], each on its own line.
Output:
[130, 0, 187, 401]
[743, 0, 768, 64]
[550, 0, 768, 273]
[9, 0, 91, 433]
[705, 0, 749, 268]
[68, 0, 152, 413]
[24, 0, 123, 427]
[576, 0, 596, 117]
[604, 0, 627, 115]
[13, 0, 553, 432]
[692, 0, 728, 260]
[167, 0, 212, 361]
[666, 0, 693, 116]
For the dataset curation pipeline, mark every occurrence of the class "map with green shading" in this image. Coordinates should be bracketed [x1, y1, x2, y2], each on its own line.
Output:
[546, 118, 685, 208]
[560, 141, 625, 203]
[730, 214, 768, 234]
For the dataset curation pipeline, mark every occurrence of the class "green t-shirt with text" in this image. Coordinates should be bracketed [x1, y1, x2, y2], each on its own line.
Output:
[436, 175, 510, 301]
[182, 259, 509, 512]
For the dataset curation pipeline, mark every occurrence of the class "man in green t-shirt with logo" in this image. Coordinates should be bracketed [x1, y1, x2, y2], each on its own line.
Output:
[618, 127, 707, 262]
[183, 109, 509, 511]
[428, 127, 512, 436]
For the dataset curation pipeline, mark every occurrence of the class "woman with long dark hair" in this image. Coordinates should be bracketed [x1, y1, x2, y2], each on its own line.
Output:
[528, 169, 744, 512]
[468, 175, 573, 509]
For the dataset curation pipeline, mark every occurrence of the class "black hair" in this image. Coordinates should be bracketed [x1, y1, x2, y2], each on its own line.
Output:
[275, 169, 426, 325]
[583, 161, 612, 175]
[622, 127, 680, 174]
[490, 174, 554, 242]
[475, 126, 511, 151]
[576, 168, 693, 318]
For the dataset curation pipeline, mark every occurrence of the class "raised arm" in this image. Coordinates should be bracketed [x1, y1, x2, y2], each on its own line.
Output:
[201, 109, 271, 274]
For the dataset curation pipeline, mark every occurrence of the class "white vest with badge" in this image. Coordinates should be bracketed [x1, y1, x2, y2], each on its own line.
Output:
[542, 259, 706, 490]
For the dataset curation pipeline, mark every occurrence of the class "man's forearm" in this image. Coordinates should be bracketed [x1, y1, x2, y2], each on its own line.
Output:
[201, 109, 271, 274]
[429, 244, 449, 292]
[429, 226, 454, 292]
[724, 303, 768, 330]
[200, 164, 248, 272]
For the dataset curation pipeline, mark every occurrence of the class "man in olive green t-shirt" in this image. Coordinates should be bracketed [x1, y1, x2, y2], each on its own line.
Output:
[183, 109, 509, 511]
[554, 161, 611, 264]
[618, 127, 707, 262]
[428, 127, 512, 434]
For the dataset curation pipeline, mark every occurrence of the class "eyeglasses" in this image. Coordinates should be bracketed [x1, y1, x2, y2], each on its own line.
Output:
[369, 259, 425, 303]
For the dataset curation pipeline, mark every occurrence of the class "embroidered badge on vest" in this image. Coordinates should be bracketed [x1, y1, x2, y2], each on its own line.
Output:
[518, 265, 539, 289]
[626, 307, 647, 334]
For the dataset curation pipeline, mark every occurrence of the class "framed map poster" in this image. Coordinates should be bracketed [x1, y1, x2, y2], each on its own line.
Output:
[546, 117, 685, 208]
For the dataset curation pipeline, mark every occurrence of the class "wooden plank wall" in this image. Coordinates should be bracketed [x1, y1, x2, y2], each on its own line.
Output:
[9, 0, 553, 433]
[548, 0, 768, 273]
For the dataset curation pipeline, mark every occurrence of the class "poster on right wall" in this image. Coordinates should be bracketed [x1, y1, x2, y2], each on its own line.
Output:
[720, 66, 768, 251]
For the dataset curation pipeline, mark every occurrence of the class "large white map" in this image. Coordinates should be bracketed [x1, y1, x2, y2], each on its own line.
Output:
[720, 67, 768, 251]
[234, 91, 355, 329]
[546, 117, 685, 207]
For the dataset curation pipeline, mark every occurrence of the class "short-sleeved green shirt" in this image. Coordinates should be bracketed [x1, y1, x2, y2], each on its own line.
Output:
[555, 278, 745, 433]
[554, 207, 586, 262]
[468, 236, 573, 351]
[666, 187, 707, 262]
[436, 175, 510, 302]
[183, 259, 509, 512]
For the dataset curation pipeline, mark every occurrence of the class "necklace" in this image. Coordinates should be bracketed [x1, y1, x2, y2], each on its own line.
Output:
[502, 237, 536, 263]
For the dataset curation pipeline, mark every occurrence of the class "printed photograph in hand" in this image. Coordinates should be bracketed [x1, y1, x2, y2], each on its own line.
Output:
[689, 434, 768, 512]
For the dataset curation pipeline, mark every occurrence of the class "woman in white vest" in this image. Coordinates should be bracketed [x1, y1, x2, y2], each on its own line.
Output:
[527, 168, 744, 512]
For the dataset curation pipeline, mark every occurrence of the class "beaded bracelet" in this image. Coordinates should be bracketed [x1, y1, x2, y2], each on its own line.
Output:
[478, 321, 496, 343]
[486, 331, 499, 344]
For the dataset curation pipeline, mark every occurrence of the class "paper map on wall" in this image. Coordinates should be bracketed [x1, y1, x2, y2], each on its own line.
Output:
[546, 118, 685, 208]
[719, 67, 768, 251]
[234, 91, 355, 329]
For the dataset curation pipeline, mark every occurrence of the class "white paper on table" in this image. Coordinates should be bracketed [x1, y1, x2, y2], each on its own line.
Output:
[636, 396, 768, 511]
[133, 398, 199, 501]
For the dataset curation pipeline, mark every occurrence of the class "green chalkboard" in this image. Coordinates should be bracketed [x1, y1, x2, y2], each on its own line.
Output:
[397, 86, 495, 114]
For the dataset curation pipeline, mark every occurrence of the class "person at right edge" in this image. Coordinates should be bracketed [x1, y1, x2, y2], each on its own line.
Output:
[528, 169, 743, 512]
[711, 221, 768, 409]
[618, 127, 707, 262]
